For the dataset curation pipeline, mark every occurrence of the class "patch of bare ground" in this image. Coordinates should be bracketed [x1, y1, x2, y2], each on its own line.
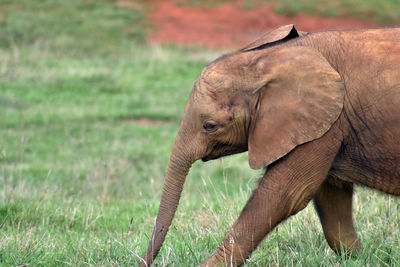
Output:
[120, 117, 169, 126]
[148, 0, 380, 48]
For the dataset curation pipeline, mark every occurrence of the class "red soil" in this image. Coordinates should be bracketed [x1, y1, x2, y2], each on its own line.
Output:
[148, 0, 380, 48]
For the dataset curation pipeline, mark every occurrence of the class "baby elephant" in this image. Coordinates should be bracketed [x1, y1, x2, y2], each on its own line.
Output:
[141, 25, 400, 266]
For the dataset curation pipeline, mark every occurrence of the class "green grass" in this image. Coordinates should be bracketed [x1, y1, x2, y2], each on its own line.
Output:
[0, 0, 399, 266]
[0, 0, 149, 56]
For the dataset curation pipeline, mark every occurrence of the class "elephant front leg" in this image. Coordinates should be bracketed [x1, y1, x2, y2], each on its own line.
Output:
[201, 130, 342, 266]
[313, 178, 362, 254]
[201, 173, 290, 266]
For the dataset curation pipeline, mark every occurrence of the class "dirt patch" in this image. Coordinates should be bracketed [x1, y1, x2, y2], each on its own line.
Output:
[121, 117, 169, 126]
[113, 0, 143, 9]
[148, 0, 380, 48]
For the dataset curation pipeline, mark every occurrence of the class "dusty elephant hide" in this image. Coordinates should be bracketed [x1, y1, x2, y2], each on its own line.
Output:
[141, 24, 400, 266]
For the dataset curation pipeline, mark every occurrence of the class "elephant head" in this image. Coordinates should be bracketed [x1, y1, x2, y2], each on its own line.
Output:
[141, 24, 343, 266]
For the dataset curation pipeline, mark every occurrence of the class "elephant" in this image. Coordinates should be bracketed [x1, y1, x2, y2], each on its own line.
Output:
[141, 24, 400, 266]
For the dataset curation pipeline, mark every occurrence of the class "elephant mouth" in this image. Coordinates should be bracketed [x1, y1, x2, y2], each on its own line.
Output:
[201, 155, 218, 162]
[202, 144, 247, 162]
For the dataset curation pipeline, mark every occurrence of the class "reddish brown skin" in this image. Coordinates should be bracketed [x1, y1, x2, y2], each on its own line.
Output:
[141, 26, 400, 266]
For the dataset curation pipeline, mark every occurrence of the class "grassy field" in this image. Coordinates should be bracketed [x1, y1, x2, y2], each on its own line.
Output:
[1, 0, 399, 266]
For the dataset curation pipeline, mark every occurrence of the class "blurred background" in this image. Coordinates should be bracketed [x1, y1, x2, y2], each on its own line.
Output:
[0, 0, 399, 265]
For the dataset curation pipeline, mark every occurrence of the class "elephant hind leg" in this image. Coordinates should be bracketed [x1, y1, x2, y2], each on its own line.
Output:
[313, 177, 362, 255]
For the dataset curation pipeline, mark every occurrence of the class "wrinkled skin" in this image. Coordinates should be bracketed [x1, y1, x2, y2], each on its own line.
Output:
[141, 25, 400, 266]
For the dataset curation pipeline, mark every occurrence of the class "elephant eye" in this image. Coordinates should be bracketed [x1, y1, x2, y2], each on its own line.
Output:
[203, 122, 217, 132]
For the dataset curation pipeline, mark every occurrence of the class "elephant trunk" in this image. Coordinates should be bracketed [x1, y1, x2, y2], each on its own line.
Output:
[141, 131, 196, 266]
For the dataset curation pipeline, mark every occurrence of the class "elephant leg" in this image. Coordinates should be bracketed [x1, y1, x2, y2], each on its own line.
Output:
[313, 178, 362, 254]
[201, 128, 342, 266]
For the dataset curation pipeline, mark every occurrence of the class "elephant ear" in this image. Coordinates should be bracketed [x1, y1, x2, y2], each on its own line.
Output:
[248, 46, 344, 169]
[241, 24, 300, 52]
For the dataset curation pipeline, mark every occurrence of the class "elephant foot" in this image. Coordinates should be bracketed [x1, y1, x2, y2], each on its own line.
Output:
[198, 256, 224, 267]
[328, 233, 362, 256]
[199, 247, 244, 267]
